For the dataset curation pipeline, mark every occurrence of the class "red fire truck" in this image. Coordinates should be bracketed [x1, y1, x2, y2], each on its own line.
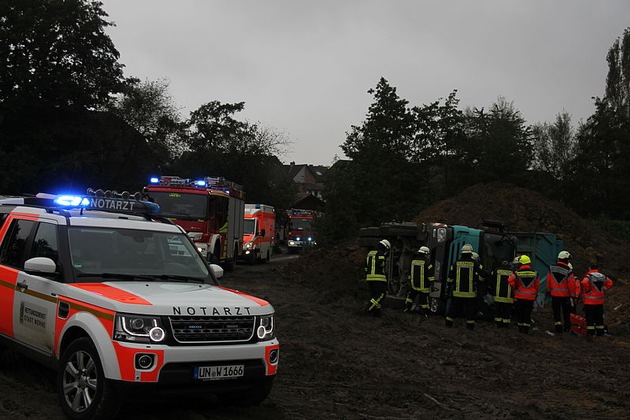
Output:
[285, 208, 319, 253]
[145, 176, 245, 269]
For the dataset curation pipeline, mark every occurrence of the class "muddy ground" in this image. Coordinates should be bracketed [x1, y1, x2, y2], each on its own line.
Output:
[1, 182, 630, 419]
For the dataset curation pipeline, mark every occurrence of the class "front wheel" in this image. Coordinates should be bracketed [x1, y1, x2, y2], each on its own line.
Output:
[57, 337, 120, 420]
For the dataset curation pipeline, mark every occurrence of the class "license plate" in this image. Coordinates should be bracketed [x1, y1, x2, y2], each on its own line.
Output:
[194, 364, 244, 380]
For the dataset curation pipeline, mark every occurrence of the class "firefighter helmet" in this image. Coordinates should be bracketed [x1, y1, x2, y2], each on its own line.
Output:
[518, 255, 531, 265]
[471, 251, 480, 261]
[418, 246, 430, 254]
[558, 250, 571, 260]
[379, 239, 391, 249]
[461, 244, 473, 254]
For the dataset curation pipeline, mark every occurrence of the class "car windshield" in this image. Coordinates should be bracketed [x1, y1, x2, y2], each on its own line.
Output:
[68, 226, 210, 281]
[243, 218, 256, 235]
[149, 192, 207, 219]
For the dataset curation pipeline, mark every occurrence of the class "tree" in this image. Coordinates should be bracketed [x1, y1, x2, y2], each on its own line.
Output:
[335, 78, 423, 229]
[174, 100, 293, 210]
[462, 97, 531, 185]
[568, 28, 630, 218]
[0, 0, 124, 110]
[108, 78, 186, 165]
[531, 111, 576, 182]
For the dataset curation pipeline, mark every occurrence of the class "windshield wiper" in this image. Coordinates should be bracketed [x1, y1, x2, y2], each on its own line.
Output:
[152, 274, 204, 283]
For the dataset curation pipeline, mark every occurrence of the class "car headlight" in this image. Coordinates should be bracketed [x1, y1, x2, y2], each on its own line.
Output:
[256, 314, 275, 341]
[114, 314, 166, 344]
[245, 242, 253, 250]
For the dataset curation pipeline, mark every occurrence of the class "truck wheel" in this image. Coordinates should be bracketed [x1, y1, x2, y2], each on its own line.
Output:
[57, 337, 120, 420]
[218, 377, 274, 406]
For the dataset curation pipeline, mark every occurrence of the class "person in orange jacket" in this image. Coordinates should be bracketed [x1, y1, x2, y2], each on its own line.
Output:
[580, 262, 614, 336]
[508, 255, 540, 334]
[546, 251, 577, 333]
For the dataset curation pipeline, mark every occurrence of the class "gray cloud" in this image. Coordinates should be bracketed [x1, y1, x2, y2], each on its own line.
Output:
[104, 0, 629, 165]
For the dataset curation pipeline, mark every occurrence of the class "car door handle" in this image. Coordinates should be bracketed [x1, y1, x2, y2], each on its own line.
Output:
[17, 281, 28, 291]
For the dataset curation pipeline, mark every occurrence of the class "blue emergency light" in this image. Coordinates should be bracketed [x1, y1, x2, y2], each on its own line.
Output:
[54, 195, 90, 207]
[149, 177, 160, 184]
[194, 180, 207, 187]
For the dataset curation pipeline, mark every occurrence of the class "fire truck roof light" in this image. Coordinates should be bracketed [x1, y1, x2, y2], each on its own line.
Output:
[149, 177, 160, 184]
[195, 180, 207, 187]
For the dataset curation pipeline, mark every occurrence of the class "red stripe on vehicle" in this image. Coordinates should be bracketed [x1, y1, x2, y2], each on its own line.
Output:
[217, 286, 270, 306]
[69, 283, 153, 305]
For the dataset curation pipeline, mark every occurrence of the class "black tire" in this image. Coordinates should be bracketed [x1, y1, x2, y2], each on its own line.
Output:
[57, 337, 121, 420]
[218, 377, 274, 406]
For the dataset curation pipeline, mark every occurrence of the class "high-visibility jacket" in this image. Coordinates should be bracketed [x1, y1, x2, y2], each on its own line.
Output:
[581, 269, 613, 305]
[508, 264, 539, 301]
[366, 249, 387, 282]
[409, 257, 435, 292]
[491, 268, 514, 304]
[546, 261, 575, 298]
[447, 257, 485, 298]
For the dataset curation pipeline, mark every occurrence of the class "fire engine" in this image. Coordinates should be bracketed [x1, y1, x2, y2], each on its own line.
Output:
[144, 176, 245, 269]
[0, 191, 279, 419]
[285, 208, 318, 253]
[241, 204, 276, 264]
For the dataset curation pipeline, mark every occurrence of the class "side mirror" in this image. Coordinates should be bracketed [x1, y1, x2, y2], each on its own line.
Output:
[24, 257, 57, 274]
[209, 263, 224, 279]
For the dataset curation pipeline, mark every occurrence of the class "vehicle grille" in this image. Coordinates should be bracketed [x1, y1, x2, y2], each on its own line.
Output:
[169, 316, 255, 343]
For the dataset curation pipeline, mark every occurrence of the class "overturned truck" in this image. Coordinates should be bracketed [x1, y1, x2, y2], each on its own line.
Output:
[359, 221, 563, 316]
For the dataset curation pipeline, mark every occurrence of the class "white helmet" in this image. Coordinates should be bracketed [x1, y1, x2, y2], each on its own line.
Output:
[461, 244, 473, 254]
[379, 239, 391, 249]
[558, 250, 571, 260]
[418, 246, 430, 254]
[471, 251, 480, 261]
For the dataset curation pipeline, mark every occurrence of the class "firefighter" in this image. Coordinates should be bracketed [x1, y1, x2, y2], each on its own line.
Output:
[580, 262, 614, 336]
[364, 239, 391, 317]
[508, 255, 540, 334]
[404, 246, 434, 316]
[546, 250, 577, 333]
[445, 244, 485, 330]
[490, 260, 514, 328]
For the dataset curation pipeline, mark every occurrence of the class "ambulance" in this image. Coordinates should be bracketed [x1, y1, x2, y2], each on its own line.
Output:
[241, 204, 275, 264]
[0, 192, 279, 419]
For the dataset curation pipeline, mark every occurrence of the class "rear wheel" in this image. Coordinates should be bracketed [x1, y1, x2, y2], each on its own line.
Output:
[57, 337, 120, 420]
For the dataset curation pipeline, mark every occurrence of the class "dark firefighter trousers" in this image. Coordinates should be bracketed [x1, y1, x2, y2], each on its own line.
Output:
[551, 296, 573, 332]
[583, 304, 606, 336]
[446, 297, 477, 329]
[514, 299, 534, 333]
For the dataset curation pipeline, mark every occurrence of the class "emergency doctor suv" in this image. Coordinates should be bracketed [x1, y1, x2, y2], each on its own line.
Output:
[0, 192, 279, 419]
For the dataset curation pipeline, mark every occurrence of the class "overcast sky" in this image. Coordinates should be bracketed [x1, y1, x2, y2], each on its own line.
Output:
[103, 1, 629, 166]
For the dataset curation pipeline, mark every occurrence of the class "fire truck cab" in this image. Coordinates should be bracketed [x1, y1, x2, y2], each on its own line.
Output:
[144, 176, 245, 269]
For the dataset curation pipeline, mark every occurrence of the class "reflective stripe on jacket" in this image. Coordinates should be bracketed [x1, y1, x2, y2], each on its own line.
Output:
[366, 249, 387, 282]
[409, 258, 435, 292]
[580, 269, 613, 305]
[492, 268, 514, 303]
[546, 262, 574, 298]
[447, 258, 484, 298]
[508, 264, 539, 301]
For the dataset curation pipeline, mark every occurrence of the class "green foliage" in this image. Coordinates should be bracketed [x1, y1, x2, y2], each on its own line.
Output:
[593, 218, 630, 243]
[108, 78, 186, 165]
[0, 0, 124, 110]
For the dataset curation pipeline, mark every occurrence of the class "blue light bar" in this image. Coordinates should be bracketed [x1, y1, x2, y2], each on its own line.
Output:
[194, 180, 207, 187]
[54, 195, 90, 207]
[149, 177, 160, 184]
